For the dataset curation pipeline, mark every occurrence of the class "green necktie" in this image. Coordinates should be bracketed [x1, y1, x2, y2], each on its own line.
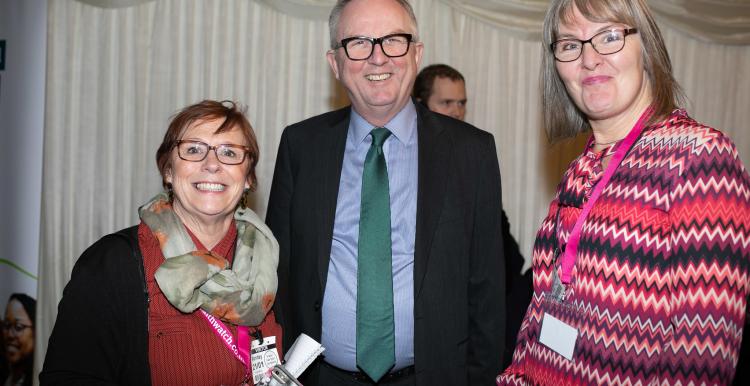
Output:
[356, 127, 395, 382]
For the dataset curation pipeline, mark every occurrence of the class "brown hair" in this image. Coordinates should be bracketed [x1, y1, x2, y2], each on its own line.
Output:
[413, 63, 465, 103]
[328, 0, 419, 49]
[541, 0, 685, 142]
[155, 100, 260, 191]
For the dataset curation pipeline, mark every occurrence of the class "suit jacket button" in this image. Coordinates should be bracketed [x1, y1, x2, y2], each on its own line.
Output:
[314, 301, 321, 311]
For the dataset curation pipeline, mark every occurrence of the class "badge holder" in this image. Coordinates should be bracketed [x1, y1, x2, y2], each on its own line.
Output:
[259, 333, 325, 386]
[549, 268, 567, 303]
[544, 247, 573, 308]
[539, 255, 579, 361]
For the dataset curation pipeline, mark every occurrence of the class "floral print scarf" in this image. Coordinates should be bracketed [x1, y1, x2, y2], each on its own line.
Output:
[139, 192, 279, 326]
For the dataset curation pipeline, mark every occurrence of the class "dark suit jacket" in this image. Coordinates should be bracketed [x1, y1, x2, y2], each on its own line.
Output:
[266, 102, 505, 385]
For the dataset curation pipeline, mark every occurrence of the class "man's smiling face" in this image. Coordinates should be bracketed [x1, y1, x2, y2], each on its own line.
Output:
[327, 0, 423, 126]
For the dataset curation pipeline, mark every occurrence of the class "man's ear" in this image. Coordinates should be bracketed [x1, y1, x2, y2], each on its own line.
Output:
[327, 50, 341, 80]
[413, 42, 424, 69]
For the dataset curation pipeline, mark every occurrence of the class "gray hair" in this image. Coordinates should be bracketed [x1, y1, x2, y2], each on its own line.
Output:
[328, 0, 419, 49]
[540, 0, 685, 142]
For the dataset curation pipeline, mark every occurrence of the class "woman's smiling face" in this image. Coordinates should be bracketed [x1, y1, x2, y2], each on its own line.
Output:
[3, 299, 34, 365]
[165, 118, 251, 226]
[554, 5, 651, 126]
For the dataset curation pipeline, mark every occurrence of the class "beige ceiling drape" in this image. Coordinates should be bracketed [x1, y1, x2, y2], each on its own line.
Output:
[77, 0, 750, 43]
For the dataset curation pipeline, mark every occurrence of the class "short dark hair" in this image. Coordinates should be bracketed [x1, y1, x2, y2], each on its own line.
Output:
[7, 293, 36, 324]
[541, 0, 685, 142]
[155, 100, 260, 191]
[413, 64, 465, 102]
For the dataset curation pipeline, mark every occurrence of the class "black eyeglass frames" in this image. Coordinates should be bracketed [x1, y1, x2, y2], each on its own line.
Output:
[335, 33, 413, 61]
[551, 28, 638, 62]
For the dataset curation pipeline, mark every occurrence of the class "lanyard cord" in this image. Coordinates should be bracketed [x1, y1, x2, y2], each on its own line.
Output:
[199, 310, 251, 378]
[557, 107, 653, 284]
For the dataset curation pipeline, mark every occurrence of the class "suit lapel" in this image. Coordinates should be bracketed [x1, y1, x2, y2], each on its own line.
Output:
[414, 106, 450, 299]
[316, 110, 350, 290]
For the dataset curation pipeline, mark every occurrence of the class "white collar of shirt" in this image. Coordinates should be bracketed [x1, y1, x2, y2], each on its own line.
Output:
[349, 100, 418, 149]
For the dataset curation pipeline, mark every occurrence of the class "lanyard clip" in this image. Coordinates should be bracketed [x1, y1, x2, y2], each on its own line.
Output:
[251, 327, 264, 342]
[257, 364, 303, 386]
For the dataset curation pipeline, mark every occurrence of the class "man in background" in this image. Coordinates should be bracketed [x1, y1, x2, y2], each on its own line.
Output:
[413, 64, 467, 121]
[414, 63, 532, 368]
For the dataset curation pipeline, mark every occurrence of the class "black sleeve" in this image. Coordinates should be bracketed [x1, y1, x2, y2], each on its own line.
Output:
[501, 210, 533, 369]
[265, 128, 294, 351]
[467, 135, 506, 384]
[40, 228, 149, 386]
[501, 210, 525, 285]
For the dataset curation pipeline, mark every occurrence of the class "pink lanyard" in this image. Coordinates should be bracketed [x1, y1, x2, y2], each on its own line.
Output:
[558, 107, 653, 284]
[199, 310, 251, 378]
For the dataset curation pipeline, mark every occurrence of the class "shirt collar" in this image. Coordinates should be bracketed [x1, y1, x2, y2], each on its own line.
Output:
[349, 100, 418, 148]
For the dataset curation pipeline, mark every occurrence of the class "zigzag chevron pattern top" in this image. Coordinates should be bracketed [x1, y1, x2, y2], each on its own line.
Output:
[498, 110, 750, 386]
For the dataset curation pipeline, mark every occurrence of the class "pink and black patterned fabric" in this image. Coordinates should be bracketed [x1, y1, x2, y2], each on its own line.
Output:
[498, 109, 750, 385]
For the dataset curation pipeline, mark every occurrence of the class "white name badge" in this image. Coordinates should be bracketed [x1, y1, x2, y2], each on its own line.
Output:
[539, 313, 578, 361]
[251, 336, 282, 384]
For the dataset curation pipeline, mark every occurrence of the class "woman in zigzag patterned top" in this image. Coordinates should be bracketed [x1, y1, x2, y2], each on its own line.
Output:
[498, 0, 750, 385]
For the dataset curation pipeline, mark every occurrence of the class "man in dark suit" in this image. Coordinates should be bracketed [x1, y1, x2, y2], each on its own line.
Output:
[266, 0, 505, 384]
[413, 63, 533, 368]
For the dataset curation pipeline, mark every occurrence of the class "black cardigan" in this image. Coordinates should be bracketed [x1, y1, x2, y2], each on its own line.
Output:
[40, 226, 152, 385]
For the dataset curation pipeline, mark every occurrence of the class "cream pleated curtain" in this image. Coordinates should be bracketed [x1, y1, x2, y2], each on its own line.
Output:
[37, 0, 750, 377]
